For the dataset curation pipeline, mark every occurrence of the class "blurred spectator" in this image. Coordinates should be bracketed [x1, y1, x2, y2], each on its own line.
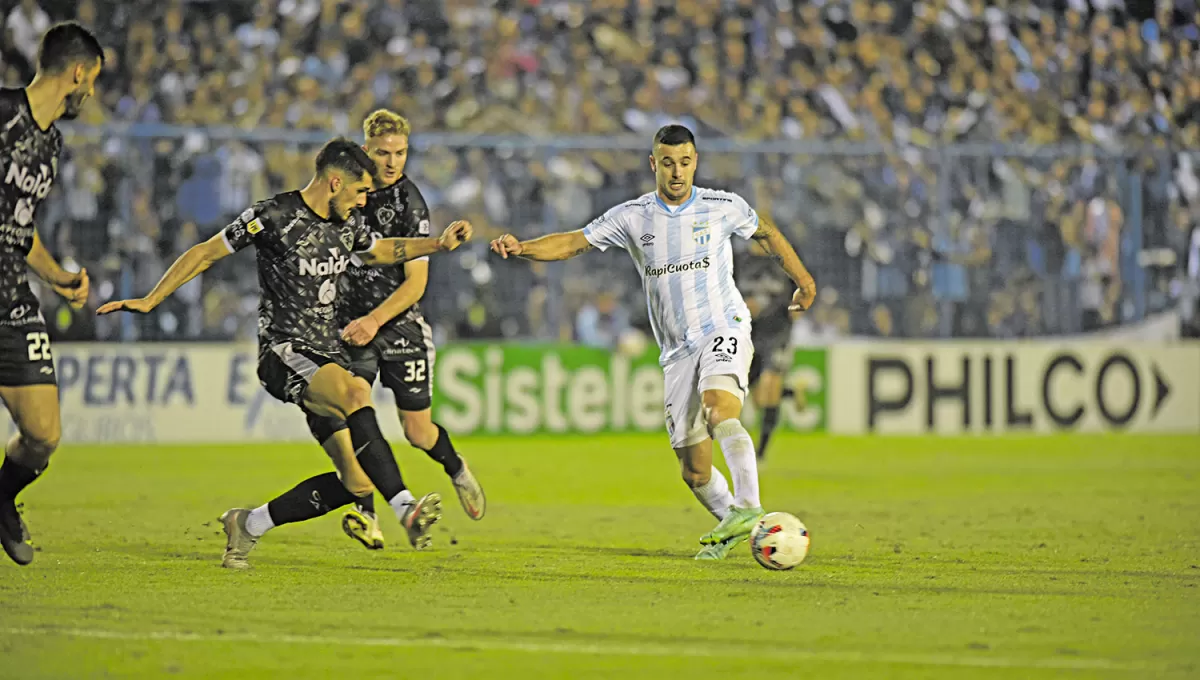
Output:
[6, 0, 49, 77]
[576, 291, 631, 349]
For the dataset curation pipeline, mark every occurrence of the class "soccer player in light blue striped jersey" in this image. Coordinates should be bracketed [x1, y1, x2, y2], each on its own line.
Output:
[490, 125, 816, 560]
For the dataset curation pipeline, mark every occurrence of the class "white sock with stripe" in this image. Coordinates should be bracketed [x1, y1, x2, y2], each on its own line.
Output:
[387, 489, 416, 520]
[712, 419, 761, 509]
[691, 468, 734, 520]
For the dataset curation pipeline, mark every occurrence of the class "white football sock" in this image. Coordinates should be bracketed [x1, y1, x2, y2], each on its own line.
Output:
[244, 504, 275, 538]
[712, 419, 761, 509]
[691, 468, 734, 520]
[386, 489, 416, 520]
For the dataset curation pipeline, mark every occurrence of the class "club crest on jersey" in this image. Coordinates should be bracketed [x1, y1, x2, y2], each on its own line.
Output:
[246, 218, 263, 235]
[375, 206, 396, 226]
[339, 226, 356, 252]
[692, 220, 711, 245]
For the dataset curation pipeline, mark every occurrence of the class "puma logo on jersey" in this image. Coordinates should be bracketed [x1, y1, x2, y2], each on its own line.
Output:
[5, 162, 53, 200]
[299, 249, 349, 277]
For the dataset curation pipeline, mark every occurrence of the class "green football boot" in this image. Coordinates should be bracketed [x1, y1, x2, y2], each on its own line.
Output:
[694, 533, 749, 560]
[699, 506, 764, 546]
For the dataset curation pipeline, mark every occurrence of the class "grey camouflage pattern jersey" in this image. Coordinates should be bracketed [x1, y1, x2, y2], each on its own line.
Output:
[0, 88, 62, 327]
[221, 191, 375, 357]
[338, 176, 431, 328]
[736, 249, 794, 340]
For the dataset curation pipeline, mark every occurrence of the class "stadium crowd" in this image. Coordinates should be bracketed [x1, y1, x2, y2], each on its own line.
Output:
[4, 0, 1199, 342]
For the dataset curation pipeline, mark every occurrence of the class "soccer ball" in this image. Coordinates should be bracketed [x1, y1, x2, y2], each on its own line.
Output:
[750, 512, 809, 570]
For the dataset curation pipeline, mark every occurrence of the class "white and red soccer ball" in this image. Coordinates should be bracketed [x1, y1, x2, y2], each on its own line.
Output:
[750, 512, 810, 570]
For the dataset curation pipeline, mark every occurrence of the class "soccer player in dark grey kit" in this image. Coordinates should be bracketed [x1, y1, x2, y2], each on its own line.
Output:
[99, 139, 473, 569]
[308, 109, 485, 552]
[736, 237, 806, 461]
[0, 22, 103, 566]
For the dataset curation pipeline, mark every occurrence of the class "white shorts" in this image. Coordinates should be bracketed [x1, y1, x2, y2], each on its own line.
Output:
[662, 328, 754, 449]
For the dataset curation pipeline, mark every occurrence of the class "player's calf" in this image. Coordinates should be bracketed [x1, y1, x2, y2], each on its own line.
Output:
[700, 385, 763, 546]
[399, 413, 485, 520]
[399, 411, 464, 478]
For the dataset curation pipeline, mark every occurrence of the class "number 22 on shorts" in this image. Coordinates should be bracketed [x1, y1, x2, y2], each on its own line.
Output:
[25, 332, 51, 361]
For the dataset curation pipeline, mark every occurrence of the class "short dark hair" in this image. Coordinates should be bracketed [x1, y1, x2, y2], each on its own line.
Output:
[37, 22, 104, 74]
[315, 137, 375, 181]
[653, 124, 696, 148]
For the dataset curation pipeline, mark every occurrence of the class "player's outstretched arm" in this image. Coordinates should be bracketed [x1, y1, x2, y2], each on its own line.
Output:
[359, 220, 472, 266]
[341, 259, 428, 346]
[97, 234, 231, 315]
[27, 231, 89, 309]
[489, 230, 593, 261]
[751, 215, 816, 312]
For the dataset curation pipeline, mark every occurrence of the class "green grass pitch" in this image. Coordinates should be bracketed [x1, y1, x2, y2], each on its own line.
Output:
[1, 433, 1198, 679]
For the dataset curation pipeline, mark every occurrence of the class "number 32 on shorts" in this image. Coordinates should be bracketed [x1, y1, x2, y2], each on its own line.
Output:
[403, 359, 426, 382]
[26, 332, 51, 362]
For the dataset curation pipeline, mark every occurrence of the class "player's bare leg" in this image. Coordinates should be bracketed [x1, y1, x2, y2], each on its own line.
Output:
[399, 408, 485, 520]
[304, 366, 441, 549]
[698, 384, 764, 546]
[0, 385, 61, 565]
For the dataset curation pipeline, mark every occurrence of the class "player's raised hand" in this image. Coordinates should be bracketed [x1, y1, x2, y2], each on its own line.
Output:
[490, 234, 523, 259]
[788, 283, 816, 313]
[341, 315, 381, 346]
[438, 220, 473, 252]
[97, 297, 157, 315]
[53, 268, 90, 310]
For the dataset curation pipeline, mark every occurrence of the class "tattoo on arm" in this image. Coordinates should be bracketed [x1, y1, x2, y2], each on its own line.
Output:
[392, 240, 407, 262]
[570, 243, 594, 257]
[751, 222, 776, 241]
[751, 219, 786, 262]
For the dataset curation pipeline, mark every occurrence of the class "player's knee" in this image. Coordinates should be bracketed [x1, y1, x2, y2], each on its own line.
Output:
[342, 379, 373, 414]
[702, 398, 738, 429]
[18, 416, 60, 459]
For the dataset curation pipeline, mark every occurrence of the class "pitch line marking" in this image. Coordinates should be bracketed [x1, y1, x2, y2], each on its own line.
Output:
[2, 626, 1167, 672]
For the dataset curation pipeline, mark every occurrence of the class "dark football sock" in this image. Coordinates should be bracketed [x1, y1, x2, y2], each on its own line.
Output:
[423, 424, 464, 478]
[265, 472, 357, 526]
[356, 492, 376, 516]
[346, 407, 407, 501]
[0, 457, 44, 503]
[758, 406, 781, 460]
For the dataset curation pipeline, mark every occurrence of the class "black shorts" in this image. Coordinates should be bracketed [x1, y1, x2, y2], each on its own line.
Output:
[347, 320, 434, 412]
[0, 319, 56, 387]
[257, 341, 348, 406]
[748, 331, 790, 386]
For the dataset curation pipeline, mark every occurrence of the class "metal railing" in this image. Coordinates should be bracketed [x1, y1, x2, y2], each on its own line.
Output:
[39, 124, 1194, 343]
